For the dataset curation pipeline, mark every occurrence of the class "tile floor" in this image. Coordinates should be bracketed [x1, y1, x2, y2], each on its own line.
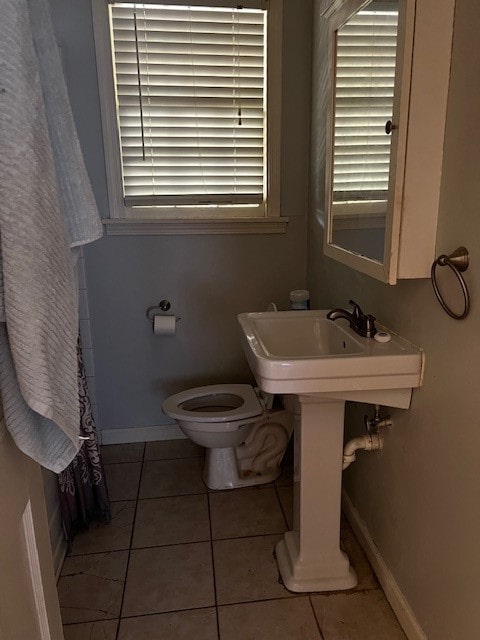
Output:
[59, 440, 407, 640]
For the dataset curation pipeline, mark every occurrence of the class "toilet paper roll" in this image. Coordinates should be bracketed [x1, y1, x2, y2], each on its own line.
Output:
[153, 315, 176, 336]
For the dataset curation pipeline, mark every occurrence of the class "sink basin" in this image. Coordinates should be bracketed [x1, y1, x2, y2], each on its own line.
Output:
[238, 310, 422, 397]
[246, 313, 364, 357]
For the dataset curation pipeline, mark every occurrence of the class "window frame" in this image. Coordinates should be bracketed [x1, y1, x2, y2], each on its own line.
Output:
[92, 0, 287, 235]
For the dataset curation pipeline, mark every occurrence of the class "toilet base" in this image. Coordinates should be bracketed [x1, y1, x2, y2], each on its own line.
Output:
[204, 447, 281, 490]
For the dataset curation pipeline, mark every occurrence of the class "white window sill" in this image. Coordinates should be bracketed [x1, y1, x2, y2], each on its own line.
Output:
[102, 217, 289, 236]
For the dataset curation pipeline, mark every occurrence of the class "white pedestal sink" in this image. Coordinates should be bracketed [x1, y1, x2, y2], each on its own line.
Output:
[238, 310, 423, 592]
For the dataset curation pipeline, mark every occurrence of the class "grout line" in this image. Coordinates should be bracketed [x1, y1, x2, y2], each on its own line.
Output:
[211, 529, 288, 543]
[103, 460, 144, 465]
[63, 605, 216, 628]
[104, 461, 143, 467]
[62, 618, 120, 629]
[274, 483, 290, 531]
[144, 454, 204, 463]
[206, 492, 221, 640]
[114, 444, 145, 640]
[308, 595, 325, 639]
[131, 491, 208, 501]
[67, 531, 290, 559]
[108, 483, 293, 504]
[120, 603, 217, 619]
[104, 454, 203, 465]
[217, 593, 307, 609]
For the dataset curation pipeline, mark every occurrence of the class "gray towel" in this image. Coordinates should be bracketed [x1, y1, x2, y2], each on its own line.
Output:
[0, 0, 103, 472]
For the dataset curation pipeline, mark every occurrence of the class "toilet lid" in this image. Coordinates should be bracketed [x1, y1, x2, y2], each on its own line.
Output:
[162, 384, 263, 423]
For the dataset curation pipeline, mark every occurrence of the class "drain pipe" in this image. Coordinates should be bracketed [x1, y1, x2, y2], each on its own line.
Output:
[342, 433, 383, 470]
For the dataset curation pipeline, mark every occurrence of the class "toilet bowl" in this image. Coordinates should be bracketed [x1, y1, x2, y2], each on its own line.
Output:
[162, 384, 293, 490]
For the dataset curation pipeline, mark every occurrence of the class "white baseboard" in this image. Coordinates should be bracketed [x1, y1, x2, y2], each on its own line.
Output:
[342, 490, 428, 640]
[101, 423, 185, 445]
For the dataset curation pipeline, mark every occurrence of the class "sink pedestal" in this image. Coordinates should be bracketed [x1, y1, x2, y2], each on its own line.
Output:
[275, 395, 357, 592]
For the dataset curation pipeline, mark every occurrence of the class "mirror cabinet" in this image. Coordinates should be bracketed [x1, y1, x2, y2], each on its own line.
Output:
[320, 0, 455, 284]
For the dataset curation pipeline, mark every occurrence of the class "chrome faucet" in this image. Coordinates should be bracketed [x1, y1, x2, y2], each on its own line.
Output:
[327, 300, 377, 338]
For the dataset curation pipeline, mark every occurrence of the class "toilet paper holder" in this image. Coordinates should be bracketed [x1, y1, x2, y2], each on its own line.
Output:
[146, 300, 181, 323]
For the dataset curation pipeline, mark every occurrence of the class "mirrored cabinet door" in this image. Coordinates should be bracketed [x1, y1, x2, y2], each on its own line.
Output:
[320, 0, 455, 284]
[331, 1, 399, 263]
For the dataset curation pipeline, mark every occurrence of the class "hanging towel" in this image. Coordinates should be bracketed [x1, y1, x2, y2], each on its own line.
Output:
[28, 0, 103, 248]
[0, 0, 103, 472]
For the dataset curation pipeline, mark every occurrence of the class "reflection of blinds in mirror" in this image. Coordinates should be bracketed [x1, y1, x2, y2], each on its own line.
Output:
[333, 5, 399, 204]
[109, 3, 267, 207]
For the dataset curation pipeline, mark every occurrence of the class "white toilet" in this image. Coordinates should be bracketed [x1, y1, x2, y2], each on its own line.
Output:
[162, 384, 293, 490]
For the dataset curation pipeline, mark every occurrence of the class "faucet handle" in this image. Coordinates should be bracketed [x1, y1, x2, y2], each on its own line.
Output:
[364, 314, 377, 338]
[349, 299, 363, 319]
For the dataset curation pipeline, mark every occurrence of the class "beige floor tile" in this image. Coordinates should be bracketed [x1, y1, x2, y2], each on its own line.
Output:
[63, 620, 118, 640]
[69, 501, 135, 556]
[118, 608, 217, 639]
[340, 516, 378, 591]
[133, 494, 210, 548]
[214, 534, 294, 605]
[101, 443, 144, 464]
[122, 542, 215, 616]
[139, 458, 206, 498]
[277, 485, 294, 529]
[58, 551, 128, 624]
[311, 591, 407, 640]
[144, 439, 204, 461]
[105, 462, 142, 501]
[218, 597, 321, 640]
[210, 487, 286, 539]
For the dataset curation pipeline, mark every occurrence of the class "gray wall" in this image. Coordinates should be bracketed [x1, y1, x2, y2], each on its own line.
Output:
[308, 2, 480, 638]
[50, 0, 313, 431]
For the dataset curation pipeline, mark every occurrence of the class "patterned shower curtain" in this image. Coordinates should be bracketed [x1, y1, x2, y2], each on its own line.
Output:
[57, 337, 111, 542]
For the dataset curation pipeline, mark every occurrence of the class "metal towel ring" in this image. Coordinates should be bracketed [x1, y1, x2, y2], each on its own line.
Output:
[431, 247, 470, 320]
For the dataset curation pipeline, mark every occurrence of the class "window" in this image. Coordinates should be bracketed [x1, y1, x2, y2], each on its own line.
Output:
[92, 0, 285, 234]
[332, 2, 399, 216]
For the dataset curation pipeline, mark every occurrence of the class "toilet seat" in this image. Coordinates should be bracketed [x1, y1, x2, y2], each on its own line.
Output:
[162, 384, 263, 423]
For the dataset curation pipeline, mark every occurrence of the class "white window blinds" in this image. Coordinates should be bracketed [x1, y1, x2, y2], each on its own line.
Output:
[332, 3, 399, 203]
[109, 3, 267, 207]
